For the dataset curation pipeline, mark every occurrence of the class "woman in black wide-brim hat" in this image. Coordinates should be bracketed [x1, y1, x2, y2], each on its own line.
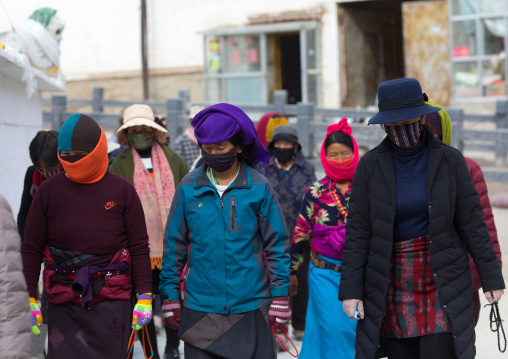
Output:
[338, 78, 505, 359]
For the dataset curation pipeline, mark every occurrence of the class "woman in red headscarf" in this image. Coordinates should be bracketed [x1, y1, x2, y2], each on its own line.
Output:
[289, 118, 358, 358]
[256, 112, 288, 147]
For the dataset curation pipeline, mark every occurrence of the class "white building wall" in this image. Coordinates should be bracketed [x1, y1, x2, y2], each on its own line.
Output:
[0, 0, 341, 106]
[0, 73, 43, 216]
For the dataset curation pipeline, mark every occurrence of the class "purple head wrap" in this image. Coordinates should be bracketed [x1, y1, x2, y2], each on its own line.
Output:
[191, 103, 270, 176]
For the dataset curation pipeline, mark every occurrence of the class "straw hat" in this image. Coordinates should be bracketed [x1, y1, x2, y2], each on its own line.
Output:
[185, 105, 206, 123]
[116, 104, 168, 145]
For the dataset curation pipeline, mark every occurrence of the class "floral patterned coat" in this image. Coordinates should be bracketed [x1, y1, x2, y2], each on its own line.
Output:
[290, 176, 350, 274]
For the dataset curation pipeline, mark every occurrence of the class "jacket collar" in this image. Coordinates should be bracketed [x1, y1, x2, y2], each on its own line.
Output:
[424, 128, 446, 199]
[193, 161, 251, 191]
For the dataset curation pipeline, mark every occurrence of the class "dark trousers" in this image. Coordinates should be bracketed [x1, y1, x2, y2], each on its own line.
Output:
[381, 333, 456, 359]
[137, 268, 180, 358]
[291, 251, 310, 331]
[140, 321, 179, 358]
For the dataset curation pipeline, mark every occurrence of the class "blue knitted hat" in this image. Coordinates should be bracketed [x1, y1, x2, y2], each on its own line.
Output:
[58, 114, 101, 152]
[368, 78, 441, 125]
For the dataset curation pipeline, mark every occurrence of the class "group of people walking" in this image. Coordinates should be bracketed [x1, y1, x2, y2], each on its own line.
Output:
[2, 77, 504, 359]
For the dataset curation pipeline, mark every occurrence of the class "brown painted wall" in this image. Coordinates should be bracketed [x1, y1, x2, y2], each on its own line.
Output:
[403, 1, 451, 105]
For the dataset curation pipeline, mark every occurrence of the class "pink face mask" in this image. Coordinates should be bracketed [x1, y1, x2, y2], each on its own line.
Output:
[326, 156, 355, 169]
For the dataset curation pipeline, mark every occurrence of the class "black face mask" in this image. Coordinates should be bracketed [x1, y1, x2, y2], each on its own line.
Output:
[201, 148, 238, 173]
[273, 148, 294, 164]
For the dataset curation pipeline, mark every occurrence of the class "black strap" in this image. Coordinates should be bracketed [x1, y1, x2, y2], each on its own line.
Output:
[378, 93, 428, 111]
[485, 302, 507, 353]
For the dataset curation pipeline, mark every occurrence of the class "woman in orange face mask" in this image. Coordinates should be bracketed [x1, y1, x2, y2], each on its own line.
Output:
[21, 114, 153, 359]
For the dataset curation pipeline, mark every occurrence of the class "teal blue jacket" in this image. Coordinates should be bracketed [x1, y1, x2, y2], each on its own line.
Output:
[160, 163, 290, 314]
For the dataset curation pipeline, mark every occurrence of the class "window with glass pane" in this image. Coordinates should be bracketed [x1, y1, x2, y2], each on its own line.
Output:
[306, 29, 317, 70]
[206, 37, 222, 74]
[479, 0, 508, 14]
[453, 62, 480, 98]
[482, 18, 506, 55]
[452, 21, 476, 57]
[206, 78, 222, 103]
[483, 60, 506, 97]
[226, 77, 264, 104]
[451, 0, 476, 16]
[307, 74, 318, 104]
[225, 35, 261, 73]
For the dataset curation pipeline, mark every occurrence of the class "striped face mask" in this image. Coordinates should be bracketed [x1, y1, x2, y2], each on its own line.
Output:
[382, 118, 423, 149]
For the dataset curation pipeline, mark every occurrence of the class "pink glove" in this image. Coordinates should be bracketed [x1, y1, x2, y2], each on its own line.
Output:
[269, 296, 291, 329]
[162, 300, 181, 329]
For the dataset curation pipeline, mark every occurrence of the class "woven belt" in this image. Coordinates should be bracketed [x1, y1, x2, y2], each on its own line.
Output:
[310, 251, 341, 272]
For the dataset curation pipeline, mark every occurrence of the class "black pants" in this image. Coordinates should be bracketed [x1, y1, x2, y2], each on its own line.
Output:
[137, 268, 179, 358]
[290, 251, 310, 331]
[140, 320, 180, 358]
[381, 333, 456, 359]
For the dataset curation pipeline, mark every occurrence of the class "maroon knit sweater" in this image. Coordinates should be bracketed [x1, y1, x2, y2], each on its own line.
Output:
[21, 171, 152, 298]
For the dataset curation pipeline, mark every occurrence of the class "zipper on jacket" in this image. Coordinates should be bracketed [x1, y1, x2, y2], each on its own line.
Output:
[184, 266, 191, 282]
[230, 197, 237, 230]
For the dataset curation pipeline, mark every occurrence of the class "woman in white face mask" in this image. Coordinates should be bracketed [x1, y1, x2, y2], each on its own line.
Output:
[339, 78, 505, 359]
[110, 104, 189, 359]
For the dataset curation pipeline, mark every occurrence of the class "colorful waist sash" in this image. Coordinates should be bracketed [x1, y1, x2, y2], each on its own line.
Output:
[311, 223, 346, 260]
[381, 235, 451, 338]
[43, 246, 132, 307]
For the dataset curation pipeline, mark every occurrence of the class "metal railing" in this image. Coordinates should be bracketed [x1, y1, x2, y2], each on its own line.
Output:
[43, 87, 508, 181]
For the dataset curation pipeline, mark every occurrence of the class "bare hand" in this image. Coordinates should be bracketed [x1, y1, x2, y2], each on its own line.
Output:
[485, 289, 504, 304]
[289, 275, 298, 297]
[343, 298, 364, 320]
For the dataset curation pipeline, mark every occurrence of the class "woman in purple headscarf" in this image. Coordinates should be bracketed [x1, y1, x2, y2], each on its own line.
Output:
[159, 103, 291, 358]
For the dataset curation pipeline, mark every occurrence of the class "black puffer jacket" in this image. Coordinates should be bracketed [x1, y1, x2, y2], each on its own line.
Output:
[338, 130, 505, 359]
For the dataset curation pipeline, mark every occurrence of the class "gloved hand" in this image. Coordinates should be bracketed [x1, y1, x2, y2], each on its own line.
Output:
[269, 296, 291, 330]
[131, 294, 153, 331]
[162, 300, 181, 329]
[29, 297, 43, 336]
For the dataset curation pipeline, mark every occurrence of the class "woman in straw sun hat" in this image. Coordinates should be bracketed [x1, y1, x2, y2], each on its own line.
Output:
[339, 78, 504, 359]
[110, 104, 188, 359]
